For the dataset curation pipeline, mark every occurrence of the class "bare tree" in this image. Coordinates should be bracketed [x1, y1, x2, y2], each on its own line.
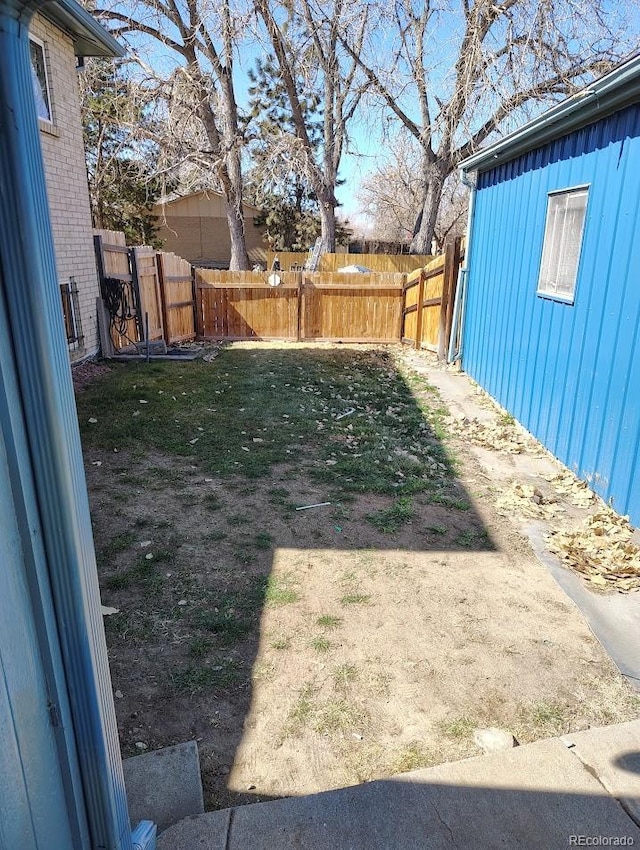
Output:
[95, 0, 251, 269]
[254, 0, 368, 251]
[357, 132, 423, 243]
[358, 131, 468, 251]
[341, 0, 638, 253]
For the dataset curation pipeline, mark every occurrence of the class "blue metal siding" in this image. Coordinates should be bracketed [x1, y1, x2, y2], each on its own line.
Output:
[463, 103, 640, 524]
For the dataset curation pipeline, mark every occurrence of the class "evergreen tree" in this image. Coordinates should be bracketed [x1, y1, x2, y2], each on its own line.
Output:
[245, 56, 322, 250]
[80, 60, 164, 247]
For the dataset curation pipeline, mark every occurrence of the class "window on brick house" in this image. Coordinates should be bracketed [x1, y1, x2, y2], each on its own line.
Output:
[60, 278, 84, 351]
[29, 36, 52, 122]
[537, 186, 589, 303]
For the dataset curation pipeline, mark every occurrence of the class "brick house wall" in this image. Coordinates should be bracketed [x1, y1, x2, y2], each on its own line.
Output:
[30, 12, 100, 362]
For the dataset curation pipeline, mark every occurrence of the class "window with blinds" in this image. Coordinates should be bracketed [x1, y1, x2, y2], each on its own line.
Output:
[537, 187, 588, 302]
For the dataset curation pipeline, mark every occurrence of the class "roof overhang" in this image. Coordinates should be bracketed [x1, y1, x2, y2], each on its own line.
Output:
[40, 0, 125, 58]
[460, 54, 640, 175]
[156, 190, 261, 213]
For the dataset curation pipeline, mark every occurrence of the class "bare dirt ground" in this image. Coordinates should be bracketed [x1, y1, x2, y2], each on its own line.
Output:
[77, 343, 640, 811]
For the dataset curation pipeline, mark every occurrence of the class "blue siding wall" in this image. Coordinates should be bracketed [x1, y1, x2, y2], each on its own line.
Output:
[463, 104, 640, 525]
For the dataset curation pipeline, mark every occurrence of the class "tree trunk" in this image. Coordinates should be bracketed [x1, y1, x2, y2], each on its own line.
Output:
[318, 197, 336, 253]
[193, 72, 250, 270]
[410, 163, 447, 255]
[226, 201, 250, 270]
[214, 147, 250, 270]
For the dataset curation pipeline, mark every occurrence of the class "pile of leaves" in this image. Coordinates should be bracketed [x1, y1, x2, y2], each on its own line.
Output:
[547, 510, 640, 593]
[495, 483, 563, 521]
[547, 471, 598, 508]
[446, 414, 542, 455]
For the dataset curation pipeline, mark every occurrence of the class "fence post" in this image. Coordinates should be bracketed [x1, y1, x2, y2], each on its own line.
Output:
[193, 266, 204, 339]
[297, 272, 304, 341]
[438, 236, 462, 360]
[128, 246, 144, 342]
[398, 275, 406, 341]
[414, 270, 426, 350]
[156, 252, 170, 345]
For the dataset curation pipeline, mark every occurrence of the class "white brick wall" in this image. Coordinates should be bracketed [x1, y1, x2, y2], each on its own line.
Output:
[30, 14, 100, 362]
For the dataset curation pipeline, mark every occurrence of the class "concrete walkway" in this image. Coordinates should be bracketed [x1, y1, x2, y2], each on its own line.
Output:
[158, 720, 640, 849]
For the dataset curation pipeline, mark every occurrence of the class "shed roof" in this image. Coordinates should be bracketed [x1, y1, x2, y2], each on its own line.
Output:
[460, 54, 640, 174]
[156, 190, 261, 214]
[41, 0, 125, 58]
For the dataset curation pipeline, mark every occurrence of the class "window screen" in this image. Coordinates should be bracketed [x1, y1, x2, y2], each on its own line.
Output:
[537, 187, 588, 302]
[29, 38, 51, 122]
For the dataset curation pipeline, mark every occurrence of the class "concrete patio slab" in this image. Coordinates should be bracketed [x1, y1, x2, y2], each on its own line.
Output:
[158, 735, 640, 849]
[124, 741, 204, 832]
[562, 720, 640, 826]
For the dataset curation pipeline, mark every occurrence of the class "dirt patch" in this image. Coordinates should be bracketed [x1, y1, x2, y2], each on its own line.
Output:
[79, 343, 640, 811]
[72, 359, 111, 392]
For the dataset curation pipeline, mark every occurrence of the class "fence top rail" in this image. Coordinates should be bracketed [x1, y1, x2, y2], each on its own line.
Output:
[197, 281, 301, 291]
[305, 282, 405, 291]
[163, 274, 193, 283]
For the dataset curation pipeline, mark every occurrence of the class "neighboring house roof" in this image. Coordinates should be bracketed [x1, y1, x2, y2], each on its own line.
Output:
[460, 54, 640, 175]
[156, 190, 261, 214]
[41, 0, 125, 58]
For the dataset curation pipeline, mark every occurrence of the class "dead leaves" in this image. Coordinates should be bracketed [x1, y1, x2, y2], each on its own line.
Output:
[446, 415, 541, 455]
[547, 510, 640, 593]
[496, 484, 563, 520]
[547, 471, 598, 508]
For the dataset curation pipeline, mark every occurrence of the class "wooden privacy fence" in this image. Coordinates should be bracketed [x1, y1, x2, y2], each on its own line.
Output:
[94, 230, 196, 352]
[93, 229, 462, 355]
[401, 238, 463, 357]
[93, 229, 139, 351]
[265, 250, 433, 274]
[195, 270, 405, 343]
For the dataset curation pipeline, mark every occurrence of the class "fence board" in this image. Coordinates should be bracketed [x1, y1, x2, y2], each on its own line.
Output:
[132, 246, 163, 341]
[157, 252, 196, 344]
[266, 251, 433, 274]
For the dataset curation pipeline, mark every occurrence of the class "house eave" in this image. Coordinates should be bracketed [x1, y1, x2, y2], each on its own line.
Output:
[41, 0, 125, 58]
[460, 54, 640, 175]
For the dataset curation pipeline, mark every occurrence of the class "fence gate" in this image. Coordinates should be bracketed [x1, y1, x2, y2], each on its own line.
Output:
[93, 230, 140, 351]
[131, 246, 164, 341]
[157, 252, 196, 345]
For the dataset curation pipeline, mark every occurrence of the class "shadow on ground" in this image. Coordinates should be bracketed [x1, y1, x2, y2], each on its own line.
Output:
[76, 346, 635, 815]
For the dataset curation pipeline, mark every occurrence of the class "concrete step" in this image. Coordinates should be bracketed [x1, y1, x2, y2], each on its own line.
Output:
[124, 741, 204, 833]
[157, 724, 640, 849]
